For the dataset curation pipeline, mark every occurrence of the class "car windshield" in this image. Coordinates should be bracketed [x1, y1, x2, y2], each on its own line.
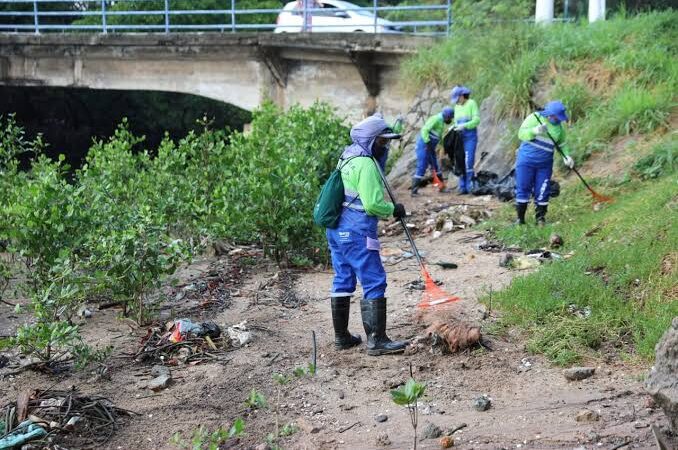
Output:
[325, 1, 376, 17]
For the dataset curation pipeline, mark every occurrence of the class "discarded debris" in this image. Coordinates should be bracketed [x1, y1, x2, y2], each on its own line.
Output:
[549, 233, 564, 249]
[563, 367, 596, 381]
[135, 322, 229, 365]
[567, 304, 592, 319]
[169, 319, 221, 343]
[499, 253, 514, 268]
[508, 256, 541, 270]
[432, 261, 458, 270]
[412, 321, 482, 355]
[1, 388, 136, 448]
[575, 409, 600, 422]
[227, 321, 253, 347]
[440, 435, 454, 448]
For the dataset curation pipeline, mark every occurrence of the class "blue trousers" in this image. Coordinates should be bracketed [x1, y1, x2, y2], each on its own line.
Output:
[458, 131, 477, 193]
[327, 228, 386, 300]
[414, 136, 441, 179]
[515, 150, 553, 205]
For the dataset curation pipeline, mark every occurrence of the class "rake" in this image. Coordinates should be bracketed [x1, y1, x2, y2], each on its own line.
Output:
[373, 158, 460, 309]
[534, 114, 614, 204]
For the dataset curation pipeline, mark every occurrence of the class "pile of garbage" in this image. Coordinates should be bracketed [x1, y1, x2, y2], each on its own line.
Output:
[0, 388, 135, 449]
[468, 170, 560, 203]
[426, 204, 492, 239]
[134, 318, 249, 365]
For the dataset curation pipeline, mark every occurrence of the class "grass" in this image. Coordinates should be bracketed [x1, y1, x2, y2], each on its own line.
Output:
[482, 144, 677, 365]
[401, 10, 677, 157]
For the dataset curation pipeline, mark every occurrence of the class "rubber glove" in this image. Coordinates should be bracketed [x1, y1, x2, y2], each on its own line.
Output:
[454, 123, 466, 132]
[393, 203, 407, 219]
[563, 155, 575, 169]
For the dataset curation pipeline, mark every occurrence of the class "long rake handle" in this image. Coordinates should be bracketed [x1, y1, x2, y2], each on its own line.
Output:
[372, 157, 427, 273]
[533, 114, 598, 196]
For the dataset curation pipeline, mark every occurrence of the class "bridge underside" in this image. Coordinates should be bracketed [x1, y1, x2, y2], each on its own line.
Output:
[0, 33, 432, 121]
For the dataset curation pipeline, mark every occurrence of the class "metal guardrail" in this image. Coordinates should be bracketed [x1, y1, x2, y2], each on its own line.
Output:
[0, 0, 452, 36]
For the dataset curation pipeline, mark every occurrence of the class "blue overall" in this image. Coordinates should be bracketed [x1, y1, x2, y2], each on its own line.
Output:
[326, 114, 394, 301]
[515, 136, 554, 206]
[327, 196, 386, 300]
[414, 135, 441, 179]
[457, 126, 477, 193]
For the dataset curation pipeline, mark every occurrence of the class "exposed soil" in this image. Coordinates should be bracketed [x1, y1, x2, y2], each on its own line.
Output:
[1, 186, 674, 450]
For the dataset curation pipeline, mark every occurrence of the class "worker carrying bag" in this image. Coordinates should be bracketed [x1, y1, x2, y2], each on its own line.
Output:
[313, 156, 362, 229]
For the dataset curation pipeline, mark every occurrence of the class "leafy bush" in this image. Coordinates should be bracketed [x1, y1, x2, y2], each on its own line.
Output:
[633, 136, 677, 179]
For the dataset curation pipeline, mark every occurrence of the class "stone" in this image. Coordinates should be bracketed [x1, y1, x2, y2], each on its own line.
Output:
[499, 253, 514, 268]
[375, 414, 388, 423]
[421, 422, 443, 440]
[563, 367, 596, 381]
[646, 317, 678, 433]
[254, 444, 271, 450]
[473, 395, 491, 412]
[575, 409, 600, 422]
[549, 233, 564, 249]
[375, 432, 391, 447]
[148, 365, 171, 391]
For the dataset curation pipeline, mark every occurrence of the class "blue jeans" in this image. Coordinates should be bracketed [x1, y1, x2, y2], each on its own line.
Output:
[458, 130, 477, 192]
[326, 228, 387, 300]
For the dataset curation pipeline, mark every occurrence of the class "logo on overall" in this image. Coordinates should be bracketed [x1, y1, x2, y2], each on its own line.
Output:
[338, 231, 350, 242]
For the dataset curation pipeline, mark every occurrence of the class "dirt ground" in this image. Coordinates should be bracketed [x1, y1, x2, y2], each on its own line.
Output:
[0, 185, 674, 450]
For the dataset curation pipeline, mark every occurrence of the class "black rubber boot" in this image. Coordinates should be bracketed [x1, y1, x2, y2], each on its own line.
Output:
[515, 203, 527, 225]
[411, 177, 422, 197]
[331, 297, 362, 350]
[361, 298, 407, 356]
[535, 205, 548, 227]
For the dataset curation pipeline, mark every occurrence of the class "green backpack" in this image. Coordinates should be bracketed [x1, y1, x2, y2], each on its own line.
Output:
[313, 156, 362, 229]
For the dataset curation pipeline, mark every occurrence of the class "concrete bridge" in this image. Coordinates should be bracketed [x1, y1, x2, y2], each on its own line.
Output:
[0, 33, 433, 120]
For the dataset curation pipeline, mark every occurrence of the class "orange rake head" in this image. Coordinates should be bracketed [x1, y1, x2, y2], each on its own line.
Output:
[591, 190, 614, 204]
[431, 171, 446, 192]
[417, 267, 461, 309]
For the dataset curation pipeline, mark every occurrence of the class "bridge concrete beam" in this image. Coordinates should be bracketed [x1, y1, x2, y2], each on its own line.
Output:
[0, 33, 433, 120]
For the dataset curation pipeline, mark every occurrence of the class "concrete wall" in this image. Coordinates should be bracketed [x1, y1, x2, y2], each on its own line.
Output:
[0, 33, 431, 122]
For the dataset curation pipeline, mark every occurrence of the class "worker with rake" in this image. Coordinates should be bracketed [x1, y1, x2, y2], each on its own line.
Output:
[450, 85, 480, 195]
[411, 107, 454, 196]
[328, 114, 408, 356]
[515, 100, 575, 226]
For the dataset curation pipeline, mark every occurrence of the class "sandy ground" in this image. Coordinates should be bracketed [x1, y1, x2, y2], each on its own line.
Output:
[0, 185, 674, 450]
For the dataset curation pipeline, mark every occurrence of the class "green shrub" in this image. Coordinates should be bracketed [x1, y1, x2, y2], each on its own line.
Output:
[633, 136, 677, 179]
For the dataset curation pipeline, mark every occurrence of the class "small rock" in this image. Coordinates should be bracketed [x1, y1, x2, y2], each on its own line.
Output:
[338, 390, 345, 400]
[549, 233, 564, 249]
[499, 253, 513, 268]
[563, 367, 596, 381]
[440, 436, 454, 448]
[421, 422, 443, 440]
[375, 414, 388, 423]
[375, 432, 391, 447]
[644, 396, 656, 409]
[148, 365, 171, 391]
[254, 444, 271, 450]
[473, 395, 491, 412]
[575, 409, 600, 422]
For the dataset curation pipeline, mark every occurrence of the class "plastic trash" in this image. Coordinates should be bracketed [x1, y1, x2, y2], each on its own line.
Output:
[0, 420, 47, 449]
[169, 319, 221, 343]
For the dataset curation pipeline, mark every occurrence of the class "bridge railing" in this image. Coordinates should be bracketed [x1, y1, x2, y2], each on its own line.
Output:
[0, 0, 452, 36]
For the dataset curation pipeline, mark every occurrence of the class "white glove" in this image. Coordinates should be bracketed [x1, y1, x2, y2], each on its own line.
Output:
[454, 124, 466, 131]
[532, 124, 547, 135]
[563, 155, 575, 169]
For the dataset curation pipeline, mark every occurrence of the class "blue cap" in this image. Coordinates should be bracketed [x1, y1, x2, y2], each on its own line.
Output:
[450, 85, 471, 104]
[540, 100, 569, 122]
[442, 107, 454, 120]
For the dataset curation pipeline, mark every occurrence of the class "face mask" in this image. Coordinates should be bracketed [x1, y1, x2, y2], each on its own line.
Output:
[549, 117, 561, 125]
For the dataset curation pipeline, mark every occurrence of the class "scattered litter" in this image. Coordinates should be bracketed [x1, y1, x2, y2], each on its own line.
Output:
[1, 388, 135, 448]
[499, 253, 514, 268]
[575, 409, 600, 422]
[440, 435, 454, 448]
[135, 322, 230, 365]
[568, 304, 592, 319]
[432, 261, 458, 270]
[509, 256, 541, 270]
[169, 319, 221, 343]
[227, 321, 253, 347]
[473, 395, 492, 412]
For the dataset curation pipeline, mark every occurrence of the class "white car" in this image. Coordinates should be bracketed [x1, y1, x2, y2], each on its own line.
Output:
[274, 0, 403, 33]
